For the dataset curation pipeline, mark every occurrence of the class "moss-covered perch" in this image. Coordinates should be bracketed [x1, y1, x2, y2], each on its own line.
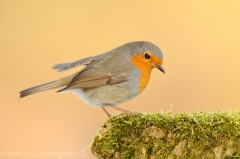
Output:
[91, 110, 240, 159]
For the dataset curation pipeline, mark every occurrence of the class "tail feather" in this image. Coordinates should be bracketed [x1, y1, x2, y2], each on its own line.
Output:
[19, 73, 77, 98]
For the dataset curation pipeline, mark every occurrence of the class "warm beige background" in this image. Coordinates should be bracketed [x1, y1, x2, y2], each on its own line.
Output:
[1, 0, 240, 158]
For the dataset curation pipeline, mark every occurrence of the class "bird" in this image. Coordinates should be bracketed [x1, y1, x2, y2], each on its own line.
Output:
[19, 41, 165, 117]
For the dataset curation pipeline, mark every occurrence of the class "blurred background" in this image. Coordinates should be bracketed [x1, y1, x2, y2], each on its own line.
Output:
[0, 0, 240, 158]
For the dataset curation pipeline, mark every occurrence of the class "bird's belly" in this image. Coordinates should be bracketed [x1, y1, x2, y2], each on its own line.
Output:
[70, 89, 99, 107]
[68, 82, 139, 107]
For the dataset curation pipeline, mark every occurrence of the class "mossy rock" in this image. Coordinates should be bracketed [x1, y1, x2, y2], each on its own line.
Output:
[91, 110, 240, 159]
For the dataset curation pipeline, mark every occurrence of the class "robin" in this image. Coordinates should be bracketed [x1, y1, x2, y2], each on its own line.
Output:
[19, 41, 165, 117]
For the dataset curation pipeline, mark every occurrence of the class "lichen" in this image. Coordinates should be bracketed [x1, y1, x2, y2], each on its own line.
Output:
[91, 110, 240, 159]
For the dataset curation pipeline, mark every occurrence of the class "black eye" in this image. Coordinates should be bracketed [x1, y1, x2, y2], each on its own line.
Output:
[144, 53, 150, 59]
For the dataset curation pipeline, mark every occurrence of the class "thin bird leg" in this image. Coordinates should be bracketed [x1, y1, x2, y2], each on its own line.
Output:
[102, 104, 142, 116]
[102, 107, 112, 118]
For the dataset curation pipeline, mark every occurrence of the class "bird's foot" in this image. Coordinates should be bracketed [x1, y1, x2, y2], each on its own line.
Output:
[102, 104, 142, 118]
[124, 110, 142, 116]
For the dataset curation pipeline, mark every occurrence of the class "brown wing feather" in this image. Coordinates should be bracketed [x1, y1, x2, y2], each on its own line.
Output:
[107, 74, 129, 85]
[70, 68, 112, 83]
[57, 68, 129, 92]
[60, 78, 110, 90]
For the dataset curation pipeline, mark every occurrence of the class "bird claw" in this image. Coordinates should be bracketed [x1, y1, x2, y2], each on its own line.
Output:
[124, 110, 142, 116]
[115, 111, 142, 119]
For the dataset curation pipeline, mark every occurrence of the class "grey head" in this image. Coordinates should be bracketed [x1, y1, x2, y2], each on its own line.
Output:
[122, 41, 165, 74]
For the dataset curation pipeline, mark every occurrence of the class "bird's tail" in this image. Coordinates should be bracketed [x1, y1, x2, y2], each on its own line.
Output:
[19, 73, 77, 98]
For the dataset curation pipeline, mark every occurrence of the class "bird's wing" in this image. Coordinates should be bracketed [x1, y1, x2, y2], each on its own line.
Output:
[57, 68, 130, 92]
[52, 55, 98, 72]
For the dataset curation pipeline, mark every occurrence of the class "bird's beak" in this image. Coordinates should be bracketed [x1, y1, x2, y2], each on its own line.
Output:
[156, 65, 166, 74]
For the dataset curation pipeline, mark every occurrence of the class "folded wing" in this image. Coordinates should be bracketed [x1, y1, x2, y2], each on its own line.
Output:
[57, 68, 130, 92]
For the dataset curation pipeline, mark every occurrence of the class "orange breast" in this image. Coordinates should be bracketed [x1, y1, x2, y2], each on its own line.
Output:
[131, 55, 154, 92]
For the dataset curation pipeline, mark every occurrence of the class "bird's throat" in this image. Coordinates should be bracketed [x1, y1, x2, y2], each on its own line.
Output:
[131, 55, 153, 92]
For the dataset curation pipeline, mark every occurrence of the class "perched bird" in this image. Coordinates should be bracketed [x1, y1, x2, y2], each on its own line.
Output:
[19, 41, 165, 117]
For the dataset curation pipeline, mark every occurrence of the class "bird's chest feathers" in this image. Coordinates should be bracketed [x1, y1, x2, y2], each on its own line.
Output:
[131, 55, 154, 92]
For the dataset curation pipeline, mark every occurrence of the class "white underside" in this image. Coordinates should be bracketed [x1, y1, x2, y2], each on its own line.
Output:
[60, 88, 100, 107]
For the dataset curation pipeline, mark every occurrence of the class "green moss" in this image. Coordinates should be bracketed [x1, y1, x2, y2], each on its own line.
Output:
[91, 110, 240, 159]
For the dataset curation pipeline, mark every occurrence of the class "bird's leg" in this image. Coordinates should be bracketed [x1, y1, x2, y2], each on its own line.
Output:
[102, 104, 142, 116]
[102, 107, 112, 118]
